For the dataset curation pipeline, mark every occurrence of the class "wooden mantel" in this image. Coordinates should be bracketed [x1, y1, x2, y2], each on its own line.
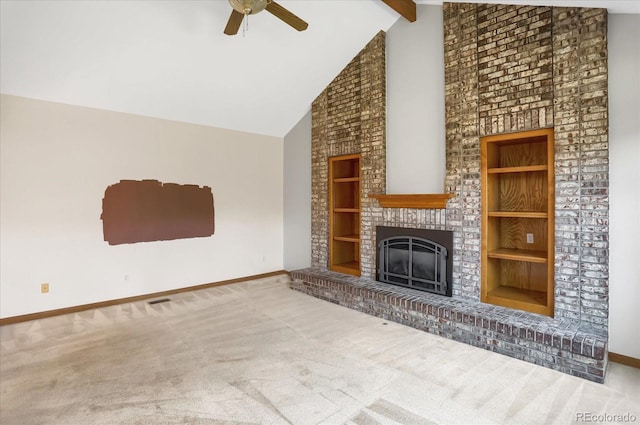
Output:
[368, 193, 455, 209]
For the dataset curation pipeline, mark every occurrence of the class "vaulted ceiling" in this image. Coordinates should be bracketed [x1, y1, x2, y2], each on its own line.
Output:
[1, 0, 637, 137]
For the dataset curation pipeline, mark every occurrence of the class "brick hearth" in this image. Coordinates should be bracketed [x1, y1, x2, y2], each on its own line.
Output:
[290, 268, 607, 382]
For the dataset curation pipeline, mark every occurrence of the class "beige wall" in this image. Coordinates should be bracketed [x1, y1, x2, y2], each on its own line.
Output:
[0, 94, 283, 318]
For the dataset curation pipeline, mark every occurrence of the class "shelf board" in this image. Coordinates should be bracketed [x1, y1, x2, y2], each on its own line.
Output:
[334, 208, 360, 213]
[485, 286, 548, 308]
[331, 261, 360, 276]
[488, 165, 548, 174]
[334, 234, 360, 243]
[488, 248, 548, 263]
[488, 211, 548, 218]
[368, 193, 455, 209]
[334, 177, 360, 183]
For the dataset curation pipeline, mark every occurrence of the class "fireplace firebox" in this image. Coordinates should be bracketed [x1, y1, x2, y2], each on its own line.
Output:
[376, 226, 453, 297]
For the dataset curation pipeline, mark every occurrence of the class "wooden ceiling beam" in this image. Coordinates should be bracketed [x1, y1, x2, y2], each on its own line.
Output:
[381, 0, 417, 22]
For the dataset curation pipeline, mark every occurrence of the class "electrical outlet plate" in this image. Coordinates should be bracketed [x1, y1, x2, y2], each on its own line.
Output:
[41, 283, 49, 293]
[526, 233, 534, 244]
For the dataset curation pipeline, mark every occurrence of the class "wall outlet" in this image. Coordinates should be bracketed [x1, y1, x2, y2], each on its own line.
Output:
[526, 233, 534, 244]
[41, 283, 49, 293]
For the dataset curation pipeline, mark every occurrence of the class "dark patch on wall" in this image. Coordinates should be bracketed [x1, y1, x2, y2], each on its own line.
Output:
[101, 180, 214, 245]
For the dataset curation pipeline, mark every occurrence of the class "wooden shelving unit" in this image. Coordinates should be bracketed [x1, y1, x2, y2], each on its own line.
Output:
[481, 128, 555, 316]
[329, 154, 361, 276]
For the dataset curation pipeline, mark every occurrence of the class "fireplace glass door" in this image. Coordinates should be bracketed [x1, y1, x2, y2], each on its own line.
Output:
[378, 236, 448, 296]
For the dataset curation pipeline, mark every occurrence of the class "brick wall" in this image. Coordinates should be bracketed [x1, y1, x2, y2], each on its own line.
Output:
[311, 5, 609, 331]
[303, 3, 609, 381]
[443, 3, 481, 300]
[477, 5, 554, 135]
[552, 8, 609, 329]
[311, 31, 386, 270]
[444, 3, 609, 329]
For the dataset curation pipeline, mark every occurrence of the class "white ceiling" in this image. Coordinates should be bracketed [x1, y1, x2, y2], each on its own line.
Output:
[1, 0, 637, 138]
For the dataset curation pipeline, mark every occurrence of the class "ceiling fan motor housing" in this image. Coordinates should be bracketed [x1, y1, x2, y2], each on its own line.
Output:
[229, 0, 269, 15]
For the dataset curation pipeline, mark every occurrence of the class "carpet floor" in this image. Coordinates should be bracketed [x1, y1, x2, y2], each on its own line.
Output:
[1, 274, 638, 424]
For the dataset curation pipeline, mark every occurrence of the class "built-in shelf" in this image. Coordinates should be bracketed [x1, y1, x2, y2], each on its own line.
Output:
[481, 128, 555, 317]
[330, 154, 361, 277]
[488, 164, 548, 174]
[368, 193, 455, 209]
[331, 261, 360, 275]
[485, 286, 548, 310]
[333, 234, 360, 243]
[488, 211, 548, 218]
[487, 248, 548, 263]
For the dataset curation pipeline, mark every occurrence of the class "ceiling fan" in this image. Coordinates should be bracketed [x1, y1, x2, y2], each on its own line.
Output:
[224, 0, 308, 35]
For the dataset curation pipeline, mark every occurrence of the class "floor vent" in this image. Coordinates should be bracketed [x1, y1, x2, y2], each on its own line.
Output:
[148, 298, 171, 305]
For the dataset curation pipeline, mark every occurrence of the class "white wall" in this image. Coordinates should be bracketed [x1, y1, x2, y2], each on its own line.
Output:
[283, 110, 311, 271]
[0, 94, 283, 318]
[386, 5, 446, 194]
[608, 14, 640, 359]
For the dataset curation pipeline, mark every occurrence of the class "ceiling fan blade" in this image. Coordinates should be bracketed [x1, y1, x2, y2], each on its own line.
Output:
[224, 10, 244, 35]
[265, 1, 308, 31]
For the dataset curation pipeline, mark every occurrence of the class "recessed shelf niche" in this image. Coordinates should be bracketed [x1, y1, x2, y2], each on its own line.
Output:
[481, 128, 555, 316]
[329, 154, 361, 276]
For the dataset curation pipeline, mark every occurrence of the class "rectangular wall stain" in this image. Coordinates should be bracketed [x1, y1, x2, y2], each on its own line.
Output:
[101, 180, 214, 245]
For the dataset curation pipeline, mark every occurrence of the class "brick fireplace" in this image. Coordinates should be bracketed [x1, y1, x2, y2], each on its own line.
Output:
[292, 3, 609, 382]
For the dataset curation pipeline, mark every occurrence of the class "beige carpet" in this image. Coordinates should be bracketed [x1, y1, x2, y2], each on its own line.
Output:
[1, 274, 638, 425]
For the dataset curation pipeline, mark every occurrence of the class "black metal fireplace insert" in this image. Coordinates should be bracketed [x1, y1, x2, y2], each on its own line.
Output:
[376, 226, 453, 297]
